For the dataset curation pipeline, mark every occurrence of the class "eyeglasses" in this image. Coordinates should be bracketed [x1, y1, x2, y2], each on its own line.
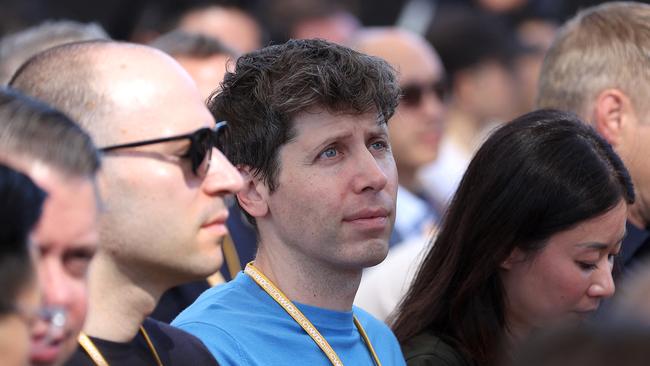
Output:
[11, 304, 67, 341]
[400, 80, 449, 107]
[100, 121, 228, 177]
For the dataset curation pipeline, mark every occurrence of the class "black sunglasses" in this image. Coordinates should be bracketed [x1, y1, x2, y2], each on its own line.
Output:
[100, 121, 228, 177]
[401, 80, 449, 107]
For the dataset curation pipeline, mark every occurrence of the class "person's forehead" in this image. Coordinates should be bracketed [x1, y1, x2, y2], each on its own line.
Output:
[99, 47, 215, 142]
[29, 168, 99, 250]
[358, 33, 443, 83]
[389, 43, 443, 83]
[290, 110, 386, 144]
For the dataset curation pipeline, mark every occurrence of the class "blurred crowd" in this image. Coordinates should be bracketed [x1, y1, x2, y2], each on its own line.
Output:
[1, 0, 650, 365]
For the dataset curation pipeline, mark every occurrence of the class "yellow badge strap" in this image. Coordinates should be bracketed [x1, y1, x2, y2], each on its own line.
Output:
[244, 262, 382, 366]
[78, 326, 163, 366]
[222, 234, 242, 279]
[139, 325, 163, 366]
[78, 332, 109, 366]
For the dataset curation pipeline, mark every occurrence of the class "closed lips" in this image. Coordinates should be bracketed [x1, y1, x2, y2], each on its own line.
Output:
[343, 208, 389, 221]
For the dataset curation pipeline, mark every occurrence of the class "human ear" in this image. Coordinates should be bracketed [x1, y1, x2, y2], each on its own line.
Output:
[593, 89, 630, 147]
[500, 247, 527, 270]
[235, 166, 269, 218]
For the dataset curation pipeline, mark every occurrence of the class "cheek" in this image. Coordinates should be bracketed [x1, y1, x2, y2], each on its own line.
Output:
[389, 115, 417, 143]
[67, 279, 88, 333]
[537, 261, 590, 308]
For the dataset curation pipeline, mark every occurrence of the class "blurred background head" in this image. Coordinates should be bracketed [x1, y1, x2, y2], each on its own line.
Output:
[0, 20, 109, 84]
[150, 30, 238, 100]
[0, 87, 100, 366]
[0, 164, 46, 366]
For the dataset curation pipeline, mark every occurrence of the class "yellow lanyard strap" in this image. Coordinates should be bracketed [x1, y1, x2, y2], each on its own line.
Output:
[78, 332, 109, 366]
[77, 327, 163, 366]
[244, 262, 382, 366]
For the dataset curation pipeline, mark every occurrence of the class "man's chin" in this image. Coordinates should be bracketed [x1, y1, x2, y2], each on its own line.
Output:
[345, 243, 389, 269]
[30, 334, 75, 366]
[30, 343, 63, 366]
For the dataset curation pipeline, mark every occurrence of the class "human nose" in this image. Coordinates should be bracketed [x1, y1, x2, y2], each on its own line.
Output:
[421, 90, 446, 129]
[587, 265, 615, 299]
[40, 261, 72, 308]
[203, 148, 244, 195]
[351, 149, 389, 194]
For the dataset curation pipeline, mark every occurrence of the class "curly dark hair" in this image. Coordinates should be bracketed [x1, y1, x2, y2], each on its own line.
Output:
[209, 38, 400, 225]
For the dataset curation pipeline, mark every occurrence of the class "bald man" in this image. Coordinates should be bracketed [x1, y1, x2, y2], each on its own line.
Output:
[11, 41, 243, 365]
[353, 28, 447, 246]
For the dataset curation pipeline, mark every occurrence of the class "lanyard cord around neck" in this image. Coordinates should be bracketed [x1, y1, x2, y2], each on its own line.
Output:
[78, 326, 163, 366]
[244, 262, 382, 366]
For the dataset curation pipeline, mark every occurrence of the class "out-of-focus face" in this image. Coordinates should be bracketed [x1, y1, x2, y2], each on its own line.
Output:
[27, 167, 99, 366]
[292, 11, 361, 45]
[501, 201, 627, 335]
[255, 110, 398, 271]
[176, 54, 230, 100]
[0, 277, 40, 366]
[97, 48, 243, 284]
[178, 6, 261, 53]
[459, 59, 518, 123]
[356, 30, 446, 179]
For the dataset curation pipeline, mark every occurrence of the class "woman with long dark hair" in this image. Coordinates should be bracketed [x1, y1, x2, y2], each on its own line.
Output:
[392, 109, 635, 365]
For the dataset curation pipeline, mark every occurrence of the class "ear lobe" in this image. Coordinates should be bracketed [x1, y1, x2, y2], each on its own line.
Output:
[500, 248, 526, 270]
[593, 89, 628, 147]
[236, 166, 269, 218]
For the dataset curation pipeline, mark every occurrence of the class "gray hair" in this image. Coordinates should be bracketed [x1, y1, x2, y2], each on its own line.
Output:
[537, 2, 650, 120]
[0, 20, 109, 85]
[0, 87, 100, 178]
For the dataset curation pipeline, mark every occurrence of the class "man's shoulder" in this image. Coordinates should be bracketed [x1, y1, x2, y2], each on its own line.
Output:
[172, 274, 256, 327]
[353, 306, 392, 331]
[144, 317, 206, 342]
[353, 307, 399, 342]
[143, 318, 219, 364]
[351, 307, 407, 365]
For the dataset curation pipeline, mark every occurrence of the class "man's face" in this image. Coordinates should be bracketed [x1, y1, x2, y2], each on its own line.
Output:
[387, 42, 446, 174]
[28, 167, 99, 366]
[98, 55, 243, 283]
[460, 59, 518, 123]
[257, 110, 398, 271]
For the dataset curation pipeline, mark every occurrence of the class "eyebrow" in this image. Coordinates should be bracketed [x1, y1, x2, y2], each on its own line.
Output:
[576, 232, 627, 250]
[308, 132, 353, 155]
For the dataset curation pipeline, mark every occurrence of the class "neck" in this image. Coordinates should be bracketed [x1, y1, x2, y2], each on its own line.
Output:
[84, 252, 167, 342]
[628, 200, 648, 230]
[503, 310, 536, 352]
[252, 240, 362, 312]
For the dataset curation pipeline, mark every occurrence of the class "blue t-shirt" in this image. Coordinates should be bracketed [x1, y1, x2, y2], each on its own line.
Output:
[172, 272, 406, 366]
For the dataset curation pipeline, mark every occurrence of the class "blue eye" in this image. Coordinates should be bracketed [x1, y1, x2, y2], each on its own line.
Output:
[319, 147, 338, 159]
[370, 141, 389, 151]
